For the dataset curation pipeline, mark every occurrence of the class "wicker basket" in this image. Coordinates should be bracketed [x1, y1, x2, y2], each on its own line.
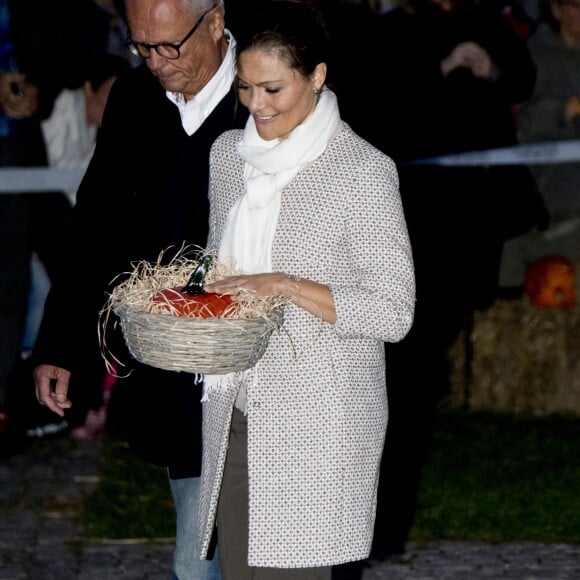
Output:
[114, 304, 284, 375]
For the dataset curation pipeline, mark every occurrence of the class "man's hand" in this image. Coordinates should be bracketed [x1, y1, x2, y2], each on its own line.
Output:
[0, 72, 39, 118]
[33, 365, 72, 417]
[441, 42, 498, 81]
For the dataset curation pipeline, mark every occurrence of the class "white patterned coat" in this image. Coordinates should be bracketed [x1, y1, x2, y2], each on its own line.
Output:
[198, 122, 416, 567]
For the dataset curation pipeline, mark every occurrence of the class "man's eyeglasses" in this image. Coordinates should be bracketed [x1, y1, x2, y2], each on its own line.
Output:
[126, 5, 214, 60]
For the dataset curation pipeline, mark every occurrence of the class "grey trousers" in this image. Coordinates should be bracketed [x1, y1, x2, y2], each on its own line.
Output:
[216, 408, 332, 580]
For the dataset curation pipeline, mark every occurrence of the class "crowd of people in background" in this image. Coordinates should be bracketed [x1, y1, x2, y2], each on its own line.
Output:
[1, 0, 579, 578]
[0, 0, 137, 444]
[502, 0, 580, 288]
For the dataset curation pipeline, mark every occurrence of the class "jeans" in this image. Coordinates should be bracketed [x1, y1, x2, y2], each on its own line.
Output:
[21, 255, 51, 352]
[169, 475, 221, 580]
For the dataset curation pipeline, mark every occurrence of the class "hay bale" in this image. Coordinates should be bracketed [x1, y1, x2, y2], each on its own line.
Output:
[448, 296, 580, 417]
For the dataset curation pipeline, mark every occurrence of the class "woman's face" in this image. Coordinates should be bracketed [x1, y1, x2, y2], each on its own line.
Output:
[237, 49, 325, 141]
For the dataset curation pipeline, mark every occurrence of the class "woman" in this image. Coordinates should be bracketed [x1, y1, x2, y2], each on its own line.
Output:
[198, 1, 415, 578]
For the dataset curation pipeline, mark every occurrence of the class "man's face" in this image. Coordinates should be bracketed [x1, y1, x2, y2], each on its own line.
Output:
[126, 0, 224, 99]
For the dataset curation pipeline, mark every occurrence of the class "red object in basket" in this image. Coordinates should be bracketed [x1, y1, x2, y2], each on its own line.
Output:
[152, 287, 237, 318]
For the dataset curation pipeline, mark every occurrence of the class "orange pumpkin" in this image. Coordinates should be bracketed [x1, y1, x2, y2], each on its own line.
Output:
[151, 287, 238, 318]
[523, 255, 575, 308]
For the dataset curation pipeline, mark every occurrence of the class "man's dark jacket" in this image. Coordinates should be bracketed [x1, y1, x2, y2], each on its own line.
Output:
[34, 64, 248, 478]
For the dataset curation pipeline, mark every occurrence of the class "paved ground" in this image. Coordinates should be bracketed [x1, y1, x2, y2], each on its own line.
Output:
[1, 436, 579, 580]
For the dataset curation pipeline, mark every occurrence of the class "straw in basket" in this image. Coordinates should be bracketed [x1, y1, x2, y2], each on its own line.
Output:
[101, 250, 288, 376]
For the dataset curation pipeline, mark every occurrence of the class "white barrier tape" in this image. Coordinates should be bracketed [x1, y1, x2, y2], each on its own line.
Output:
[0, 167, 85, 193]
[2, 138, 580, 193]
[408, 139, 580, 167]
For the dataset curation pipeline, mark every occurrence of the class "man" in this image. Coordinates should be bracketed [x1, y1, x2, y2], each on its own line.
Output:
[32, 1, 247, 577]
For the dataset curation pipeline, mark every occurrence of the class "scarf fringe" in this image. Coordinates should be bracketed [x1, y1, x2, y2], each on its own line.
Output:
[201, 366, 259, 409]
[201, 370, 243, 402]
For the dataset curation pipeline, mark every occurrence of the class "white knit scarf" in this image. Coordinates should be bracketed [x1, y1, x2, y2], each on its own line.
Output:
[217, 88, 342, 274]
[202, 88, 342, 403]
